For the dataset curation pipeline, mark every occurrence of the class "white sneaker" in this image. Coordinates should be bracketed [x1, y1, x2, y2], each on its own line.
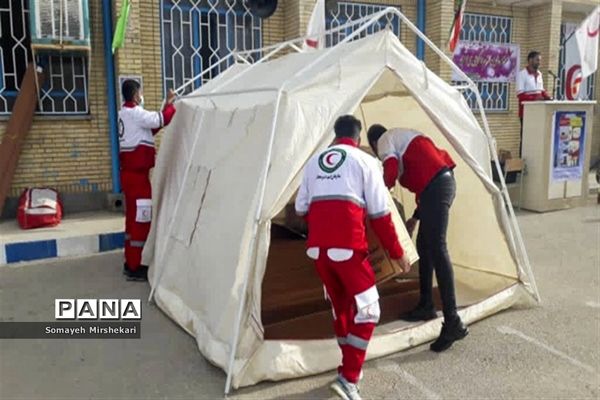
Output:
[338, 370, 363, 386]
[330, 375, 362, 400]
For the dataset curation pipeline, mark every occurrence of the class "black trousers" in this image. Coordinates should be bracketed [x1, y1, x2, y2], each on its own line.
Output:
[416, 171, 459, 322]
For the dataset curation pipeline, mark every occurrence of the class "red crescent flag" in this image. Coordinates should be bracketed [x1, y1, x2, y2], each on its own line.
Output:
[304, 0, 325, 51]
[566, 65, 583, 100]
[574, 5, 600, 78]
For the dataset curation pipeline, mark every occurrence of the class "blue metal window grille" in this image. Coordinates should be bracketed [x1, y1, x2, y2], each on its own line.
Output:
[456, 13, 513, 112]
[557, 23, 596, 101]
[161, 0, 262, 95]
[0, 0, 88, 114]
[325, 1, 401, 47]
[37, 52, 88, 113]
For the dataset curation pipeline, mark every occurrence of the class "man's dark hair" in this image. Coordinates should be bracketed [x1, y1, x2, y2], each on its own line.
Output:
[527, 51, 541, 61]
[367, 124, 387, 148]
[334, 115, 362, 139]
[122, 79, 141, 102]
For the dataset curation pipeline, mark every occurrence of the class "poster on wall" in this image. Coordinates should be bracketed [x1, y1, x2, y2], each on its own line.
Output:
[451, 41, 520, 83]
[550, 111, 587, 181]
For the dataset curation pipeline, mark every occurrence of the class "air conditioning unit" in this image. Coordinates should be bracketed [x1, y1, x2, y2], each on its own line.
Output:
[29, 0, 91, 51]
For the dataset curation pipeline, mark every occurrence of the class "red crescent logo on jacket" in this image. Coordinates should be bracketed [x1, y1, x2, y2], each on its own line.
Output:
[318, 148, 347, 173]
[118, 119, 125, 138]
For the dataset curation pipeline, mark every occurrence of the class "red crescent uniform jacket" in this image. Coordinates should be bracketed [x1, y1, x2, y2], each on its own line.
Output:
[295, 138, 403, 259]
[118, 101, 176, 171]
[377, 129, 455, 215]
[516, 67, 551, 118]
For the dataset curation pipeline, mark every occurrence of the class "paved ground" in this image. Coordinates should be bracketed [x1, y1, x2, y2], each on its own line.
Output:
[0, 203, 598, 399]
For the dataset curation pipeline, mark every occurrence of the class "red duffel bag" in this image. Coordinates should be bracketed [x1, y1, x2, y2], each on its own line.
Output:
[17, 188, 63, 229]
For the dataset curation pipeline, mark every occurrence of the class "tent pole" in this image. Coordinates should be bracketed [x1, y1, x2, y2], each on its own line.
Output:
[183, 87, 279, 99]
[236, 10, 388, 59]
[174, 54, 234, 96]
[208, 42, 289, 96]
[467, 76, 540, 301]
[388, 6, 540, 301]
[224, 89, 284, 395]
[208, 9, 394, 98]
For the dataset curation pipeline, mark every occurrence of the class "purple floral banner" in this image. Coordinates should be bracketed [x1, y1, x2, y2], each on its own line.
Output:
[451, 41, 520, 83]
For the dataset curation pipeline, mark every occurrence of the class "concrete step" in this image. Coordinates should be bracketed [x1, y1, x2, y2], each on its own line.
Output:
[0, 211, 124, 266]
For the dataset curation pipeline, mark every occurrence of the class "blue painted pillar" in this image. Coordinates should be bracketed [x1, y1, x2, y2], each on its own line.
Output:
[416, 0, 426, 61]
[101, 0, 121, 193]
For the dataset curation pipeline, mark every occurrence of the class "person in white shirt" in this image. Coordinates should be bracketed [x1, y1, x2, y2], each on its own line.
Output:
[515, 51, 552, 154]
[119, 80, 176, 281]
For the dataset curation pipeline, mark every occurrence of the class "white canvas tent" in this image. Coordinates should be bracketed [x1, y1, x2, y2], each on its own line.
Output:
[143, 9, 539, 393]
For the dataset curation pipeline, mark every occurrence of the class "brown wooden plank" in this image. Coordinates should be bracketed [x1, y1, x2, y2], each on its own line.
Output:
[264, 287, 441, 340]
[0, 64, 45, 215]
[262, 224, 427, 328]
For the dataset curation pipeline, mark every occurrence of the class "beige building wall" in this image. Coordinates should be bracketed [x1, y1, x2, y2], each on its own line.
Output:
[263, 3, 285, 46]
[114, 0, 163, 120]
[424, 0, 454, 80]
[2, 0, 598, 200]
[0, 1, 112, 197]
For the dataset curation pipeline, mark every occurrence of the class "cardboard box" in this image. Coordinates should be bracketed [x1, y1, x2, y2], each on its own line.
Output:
[366, 220, 404, 283]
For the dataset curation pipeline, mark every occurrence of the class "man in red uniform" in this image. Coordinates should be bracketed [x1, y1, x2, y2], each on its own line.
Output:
[119, 80, 176, 281]
[367, 125, 468, 353]
[296, 115, 410, 400]
[516, 51, 552, 155]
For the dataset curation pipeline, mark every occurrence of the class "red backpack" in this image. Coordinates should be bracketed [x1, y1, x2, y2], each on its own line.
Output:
[17, 188, 63, 229]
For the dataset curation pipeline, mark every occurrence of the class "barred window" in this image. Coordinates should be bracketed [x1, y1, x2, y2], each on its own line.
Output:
[557, 22, 596, 101]
[37, 53, 88, 114]
[160, 0, 262, 95]
[325, 1, 401, 47]
[456, 13, 513, 112]
[0, 0, 89, 115]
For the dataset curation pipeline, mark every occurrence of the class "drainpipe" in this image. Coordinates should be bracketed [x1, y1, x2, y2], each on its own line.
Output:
[416, 0, 426, 61]
[101, 0, 121, 193]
